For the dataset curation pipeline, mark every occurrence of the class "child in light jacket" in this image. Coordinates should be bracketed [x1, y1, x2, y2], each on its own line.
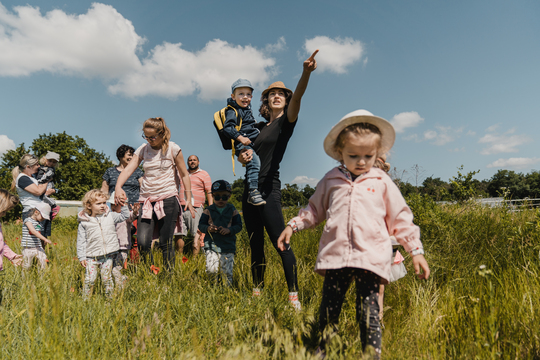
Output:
[77, 189, 128, 299]
[278, 110, 430, 359]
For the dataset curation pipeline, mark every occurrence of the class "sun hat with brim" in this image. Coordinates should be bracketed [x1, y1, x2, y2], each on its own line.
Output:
[35, 202, 51, 220]
[323, 109, 396, 161]
[261, 81, 292, 97]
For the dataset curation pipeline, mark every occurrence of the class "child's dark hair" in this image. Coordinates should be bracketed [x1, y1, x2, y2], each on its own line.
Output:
[333, 122, 382, 157]
[116, 144, 135, 161]
[259, 90, 293, 121]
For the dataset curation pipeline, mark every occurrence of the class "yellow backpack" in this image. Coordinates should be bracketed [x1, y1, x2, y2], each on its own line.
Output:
[213, 105, 243, 175]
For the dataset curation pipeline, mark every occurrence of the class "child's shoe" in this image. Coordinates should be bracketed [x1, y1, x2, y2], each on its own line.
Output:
[247, 189, 266, 206]
[288, 292, 301, 311]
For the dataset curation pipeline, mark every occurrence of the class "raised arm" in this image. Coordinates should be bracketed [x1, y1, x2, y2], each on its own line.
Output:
[287, 49, 318, 123]
[175, 150, 195, 218]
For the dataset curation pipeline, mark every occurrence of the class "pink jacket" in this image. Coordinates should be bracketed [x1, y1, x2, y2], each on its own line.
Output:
[0, 223, 19, 271]
[290, 167, 423, 281]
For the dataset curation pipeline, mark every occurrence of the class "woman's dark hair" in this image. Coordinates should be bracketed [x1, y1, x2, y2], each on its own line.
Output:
[258, 89, 293, 121]
[116, 144, 135, 161]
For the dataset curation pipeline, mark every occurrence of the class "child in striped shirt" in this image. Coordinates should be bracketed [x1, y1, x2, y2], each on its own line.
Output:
[22, 202, 52, 270]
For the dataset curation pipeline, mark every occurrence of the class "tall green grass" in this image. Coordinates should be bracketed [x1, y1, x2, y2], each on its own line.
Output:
[0, 197, 539, 359]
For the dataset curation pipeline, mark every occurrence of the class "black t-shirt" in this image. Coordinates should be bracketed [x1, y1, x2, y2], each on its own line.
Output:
[18, 176, 35, 189]
[253, 112, 297, 191]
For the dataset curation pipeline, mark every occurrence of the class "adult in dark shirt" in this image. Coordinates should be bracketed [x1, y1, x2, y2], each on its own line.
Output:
[239, 50, 318, 310]
[101, 144, 143, 205]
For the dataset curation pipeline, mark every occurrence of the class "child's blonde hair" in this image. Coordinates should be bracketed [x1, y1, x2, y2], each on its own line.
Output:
[81, 189, 108, 215]
[143, 117, 171, 155]
[10, 154, 39, 191]
[374, 154, 391, 173]
[39, 156, 60, 168]
[0, 189, 19, 214]
[333, 123, 382, 161]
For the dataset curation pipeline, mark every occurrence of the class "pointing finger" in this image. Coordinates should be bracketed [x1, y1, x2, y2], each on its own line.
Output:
[308, 49, 319, 61]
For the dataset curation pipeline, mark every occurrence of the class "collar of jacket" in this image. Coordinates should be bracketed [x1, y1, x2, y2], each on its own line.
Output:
[328, 166, 385, 183]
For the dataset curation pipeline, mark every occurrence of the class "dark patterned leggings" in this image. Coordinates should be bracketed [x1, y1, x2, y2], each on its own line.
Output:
[319, 268, 382, 357]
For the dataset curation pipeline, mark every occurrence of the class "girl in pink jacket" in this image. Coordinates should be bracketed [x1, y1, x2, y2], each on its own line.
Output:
[278, 110, 430, 359]
[0, 190, 23, 304]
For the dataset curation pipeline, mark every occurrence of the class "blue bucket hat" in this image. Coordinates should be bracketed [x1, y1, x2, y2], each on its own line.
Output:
[231, 78, 254, 93]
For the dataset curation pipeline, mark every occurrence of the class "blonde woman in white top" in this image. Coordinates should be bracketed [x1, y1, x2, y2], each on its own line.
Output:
[115, 117, 194, 271]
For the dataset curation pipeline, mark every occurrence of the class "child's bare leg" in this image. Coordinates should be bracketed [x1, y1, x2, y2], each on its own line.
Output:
[192, 233, 201, 256]
[174, 235, 184, 254]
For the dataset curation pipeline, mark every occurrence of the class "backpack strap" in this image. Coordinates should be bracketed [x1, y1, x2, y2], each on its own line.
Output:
[226, 105, 243, 176]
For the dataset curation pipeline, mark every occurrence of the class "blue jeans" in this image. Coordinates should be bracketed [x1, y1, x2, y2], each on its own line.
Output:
[236, 143, 260, 190]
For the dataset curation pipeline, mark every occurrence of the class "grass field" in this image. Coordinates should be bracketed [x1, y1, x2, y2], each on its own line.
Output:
[0, 196, 539, 359]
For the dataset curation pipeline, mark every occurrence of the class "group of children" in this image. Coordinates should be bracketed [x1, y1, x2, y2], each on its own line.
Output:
[0, 76, 431, 358]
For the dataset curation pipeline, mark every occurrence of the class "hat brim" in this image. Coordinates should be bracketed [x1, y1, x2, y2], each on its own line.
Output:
[324, 110, 396, 161]
[261, 85, 292, 97]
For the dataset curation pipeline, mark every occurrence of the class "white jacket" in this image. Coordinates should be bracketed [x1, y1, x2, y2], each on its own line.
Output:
[77, 206, 129, 261]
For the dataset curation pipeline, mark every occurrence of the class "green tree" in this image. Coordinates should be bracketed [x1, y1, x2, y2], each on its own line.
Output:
[487, 169, 527, 199]
[0, 132, 114, 201]
[421, 176, 451, 201]
[450, 165, 480, 202]
[281, 183, 307, 208]
[229, 178, 245, 210]
[302, 184, 316, 201]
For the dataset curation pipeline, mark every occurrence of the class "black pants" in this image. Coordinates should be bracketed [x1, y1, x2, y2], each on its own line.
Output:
[137, 197, 179, 270]
[243, 187, 298, 292]
[319, 268, 381, 356]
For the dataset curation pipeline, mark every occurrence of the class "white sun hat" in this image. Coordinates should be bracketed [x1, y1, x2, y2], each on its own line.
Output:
[323, 109, 396, 161]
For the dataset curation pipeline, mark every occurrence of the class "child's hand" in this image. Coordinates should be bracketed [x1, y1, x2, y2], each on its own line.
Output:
[303, 49, 318, 72]
[237, 135, 252, 146]
[412, 254, 430, 280]
[45, 188, 56, 196]
[44, 239, 53, 245]
[277, 226, 294, 251]
[80, 260, 87, 268]
[218, 227, 230, 235]
[132, 202, 140, 216]
[11, 254, 23, 267]
[208, 225, 218, 233]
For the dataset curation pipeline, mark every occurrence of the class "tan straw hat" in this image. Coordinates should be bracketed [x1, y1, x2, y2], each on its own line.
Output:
[323, 109, 396, 161]
[261, 81, 292, 97]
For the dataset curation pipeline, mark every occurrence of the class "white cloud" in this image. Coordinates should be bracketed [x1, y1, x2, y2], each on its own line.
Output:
[0, 3, 280, 101]
[478, 129, 530, 155]
[485, 124, 499, 132]
[466, 130, 476, 136]
[404, 126, 461, 145]
[291, 176, 319, 187]
[448, 147, 465, 153]
[108, 39, 277, 101]
[390, 111, 424, 133]
[487, 158, 540, 169]
[0, 134, 16, 158]
[303, 36, 364, 74]
[0, 3, 144, 78]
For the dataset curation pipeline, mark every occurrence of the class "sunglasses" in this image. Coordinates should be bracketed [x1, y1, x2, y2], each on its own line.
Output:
[213, 194, 230, 201]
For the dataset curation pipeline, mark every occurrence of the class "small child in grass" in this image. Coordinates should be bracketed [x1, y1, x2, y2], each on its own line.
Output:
[109, 192, 139, 290]
[77, 189, 128, 299]
[0, 190, 23, 304]
[22, 202, 53, 271]
[278, 110, 430, 359]
[198, 180, 242, 286]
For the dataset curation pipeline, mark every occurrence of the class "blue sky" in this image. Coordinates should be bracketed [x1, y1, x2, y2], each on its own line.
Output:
[1, 0, 539, 188]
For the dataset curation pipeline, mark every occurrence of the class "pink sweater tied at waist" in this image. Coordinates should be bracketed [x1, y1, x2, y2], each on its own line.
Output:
[139, 192, 184, 234]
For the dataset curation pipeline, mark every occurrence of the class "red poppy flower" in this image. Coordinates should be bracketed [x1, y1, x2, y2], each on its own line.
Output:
[150, 265, 160, 275]
[182, 256, 188, 264]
